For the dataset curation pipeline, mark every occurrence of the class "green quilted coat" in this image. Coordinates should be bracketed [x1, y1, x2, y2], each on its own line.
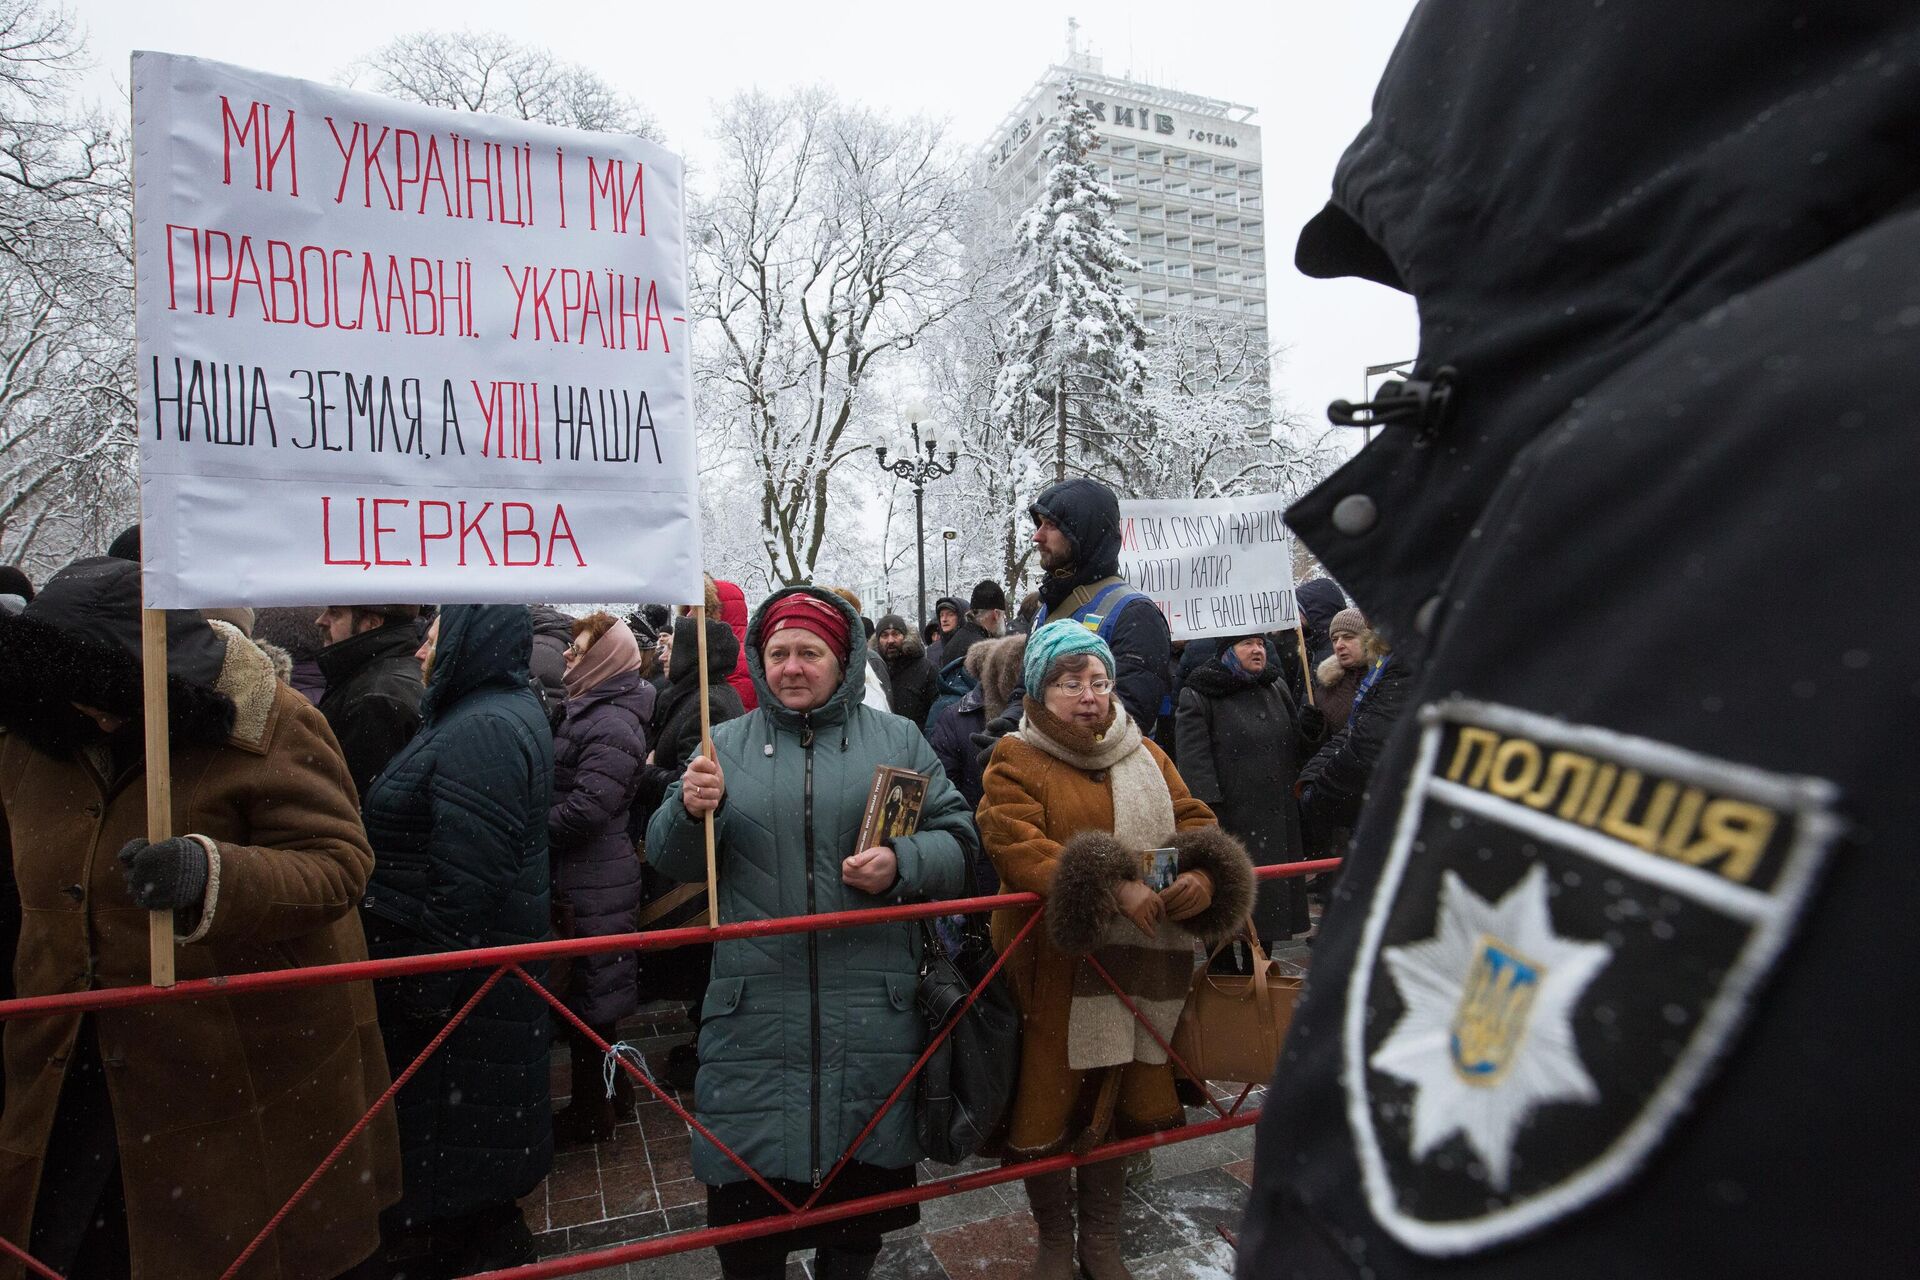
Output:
[646, 586, 976, 1185]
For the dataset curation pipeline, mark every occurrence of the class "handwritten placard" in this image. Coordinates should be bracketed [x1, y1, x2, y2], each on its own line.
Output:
[1116, 493, 1297, 641]
[132, 52, 702, 607]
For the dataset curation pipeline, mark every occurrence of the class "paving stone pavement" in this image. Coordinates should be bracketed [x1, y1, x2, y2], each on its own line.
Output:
[519, 939, 1306, 1280]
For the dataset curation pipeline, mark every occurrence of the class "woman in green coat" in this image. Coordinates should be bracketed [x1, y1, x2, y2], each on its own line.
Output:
[646, 586, 976, 1280]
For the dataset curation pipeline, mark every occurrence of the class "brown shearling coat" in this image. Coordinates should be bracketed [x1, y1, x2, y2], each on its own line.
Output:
[0, 632, 401, 1280]
[977, 724, 1224, 1156]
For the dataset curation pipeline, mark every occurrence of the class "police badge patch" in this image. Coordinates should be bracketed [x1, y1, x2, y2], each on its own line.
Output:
[1345, 701, 1841, 1255]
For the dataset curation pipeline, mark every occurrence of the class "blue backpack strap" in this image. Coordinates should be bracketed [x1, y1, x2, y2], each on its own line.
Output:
[1085, 587, 1171, 718]
[1073, 582, 1133, 635]
[1090, 589, 1152, 644]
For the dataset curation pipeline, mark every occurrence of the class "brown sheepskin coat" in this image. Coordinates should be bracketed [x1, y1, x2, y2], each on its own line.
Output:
[0, 627, 401, 1280]
[978, 702, 1253, 1156]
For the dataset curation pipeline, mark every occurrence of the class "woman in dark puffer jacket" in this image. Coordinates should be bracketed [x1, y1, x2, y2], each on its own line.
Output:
[361, 604, 555, 1275]
[548, 611, 655, 1143]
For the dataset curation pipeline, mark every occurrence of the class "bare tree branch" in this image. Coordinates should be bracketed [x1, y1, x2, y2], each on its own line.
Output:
[346, 30, 663, 140]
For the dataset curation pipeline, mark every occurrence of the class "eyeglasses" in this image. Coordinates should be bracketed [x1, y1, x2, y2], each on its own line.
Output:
[1051, 678, 1113, 696]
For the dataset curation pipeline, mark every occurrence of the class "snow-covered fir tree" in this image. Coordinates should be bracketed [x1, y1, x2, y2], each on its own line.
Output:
[990, 79, 1149, 486]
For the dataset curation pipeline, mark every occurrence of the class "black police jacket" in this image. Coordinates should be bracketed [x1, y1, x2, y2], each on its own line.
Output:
[1239, 4, 1920, 1278]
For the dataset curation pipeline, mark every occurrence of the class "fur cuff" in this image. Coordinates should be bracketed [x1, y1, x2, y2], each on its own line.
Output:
[177, 834, 223, 944]
[1047, 831, 1138, 955]
[1166, 826, 1256, 945]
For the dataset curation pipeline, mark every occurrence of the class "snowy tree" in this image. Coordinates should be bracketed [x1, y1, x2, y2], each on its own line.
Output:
[347, 31, 662, 138]
[0, 0, 137, 575]
[990, 79, 1149, 486]
[692, 89, 972, 587]
[1127, 311, 1339, 500]
[916, 246, 1049, 597]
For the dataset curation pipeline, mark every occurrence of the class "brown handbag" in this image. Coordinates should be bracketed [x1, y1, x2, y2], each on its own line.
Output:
[1169, 929, 1304, 1085]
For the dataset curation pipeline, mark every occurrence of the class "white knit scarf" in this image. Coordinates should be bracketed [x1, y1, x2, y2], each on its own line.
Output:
[1018, 706, 1193, 1069]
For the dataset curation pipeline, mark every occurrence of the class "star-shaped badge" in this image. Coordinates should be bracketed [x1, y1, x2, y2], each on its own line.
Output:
[1370, 864, 1612, 1190]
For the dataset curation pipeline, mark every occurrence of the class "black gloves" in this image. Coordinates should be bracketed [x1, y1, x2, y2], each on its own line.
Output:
[117, 836, 209, 912]
[1297, 705, 1328, 743]
[971, 714, 1019, 772]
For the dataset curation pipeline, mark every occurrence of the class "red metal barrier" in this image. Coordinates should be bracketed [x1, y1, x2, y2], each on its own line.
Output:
[0, 858, 1340, 1279]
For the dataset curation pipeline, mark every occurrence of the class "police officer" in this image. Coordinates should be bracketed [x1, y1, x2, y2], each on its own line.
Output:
[1237, 4, 1920, 1277]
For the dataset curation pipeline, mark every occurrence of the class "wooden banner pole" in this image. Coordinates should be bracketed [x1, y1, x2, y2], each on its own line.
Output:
[140, 608, 177, 988]
[693, 604, 718, 926]
[1293, 621, 1317, 709]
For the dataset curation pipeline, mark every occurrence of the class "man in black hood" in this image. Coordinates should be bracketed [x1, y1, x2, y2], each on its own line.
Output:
[1239, 5, 1920, 1279]
[1028, 476, 1172, 736]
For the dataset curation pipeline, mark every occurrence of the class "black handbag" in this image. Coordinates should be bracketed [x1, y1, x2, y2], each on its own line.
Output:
[916, 918, 1021, 1164]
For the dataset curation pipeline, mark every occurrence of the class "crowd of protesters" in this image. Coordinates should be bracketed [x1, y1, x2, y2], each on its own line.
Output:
[0, 480, 1401, 1280]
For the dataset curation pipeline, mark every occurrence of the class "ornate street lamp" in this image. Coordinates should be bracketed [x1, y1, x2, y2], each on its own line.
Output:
[875, 401, 958, 635]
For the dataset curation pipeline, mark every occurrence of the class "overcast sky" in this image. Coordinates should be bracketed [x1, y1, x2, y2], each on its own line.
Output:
[81, 0, 1418, 441]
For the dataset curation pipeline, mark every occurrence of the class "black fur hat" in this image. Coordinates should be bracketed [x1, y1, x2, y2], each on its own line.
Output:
[0, 557, 235, 754]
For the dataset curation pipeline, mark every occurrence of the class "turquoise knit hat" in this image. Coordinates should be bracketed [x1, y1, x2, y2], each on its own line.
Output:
[1023, 619, 1116, 694]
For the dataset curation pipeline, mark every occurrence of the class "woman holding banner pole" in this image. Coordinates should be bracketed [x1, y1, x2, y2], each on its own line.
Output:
[0, 558, 402, 1280]
[647, 587, 975, 1280]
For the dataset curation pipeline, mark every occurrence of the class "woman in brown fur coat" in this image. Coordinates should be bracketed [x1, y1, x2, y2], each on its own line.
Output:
[978, 622, 1253, 1280]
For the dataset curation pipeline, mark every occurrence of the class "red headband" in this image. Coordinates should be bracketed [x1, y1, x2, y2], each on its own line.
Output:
[760, 594, 851, 665]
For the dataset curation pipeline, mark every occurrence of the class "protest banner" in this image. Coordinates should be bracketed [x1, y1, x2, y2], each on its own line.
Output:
[132, 51, 703, 608]
[1116, 492, 1298, 642]
[130, 53, 709, 980]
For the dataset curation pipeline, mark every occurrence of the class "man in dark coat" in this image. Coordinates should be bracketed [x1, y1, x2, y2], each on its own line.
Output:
[1029, 477, 1173, 736]
[1238, 6, 1920, 1278]
[360, 605, 554, 1276]
[1175, 634, 1326, 946]
[315, 603, 425, 799]
[874, 613, 938, 726]
[924, 595, 965, 669]
[939, 580, 1008, 674]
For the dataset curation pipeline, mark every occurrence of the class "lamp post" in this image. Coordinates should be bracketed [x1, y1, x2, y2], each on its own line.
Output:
[875, 401, 958, 634]
[941, 528, 958, 598]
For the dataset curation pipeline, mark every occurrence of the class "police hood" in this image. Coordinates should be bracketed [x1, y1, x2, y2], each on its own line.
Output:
[1288, 3, 1920, 646]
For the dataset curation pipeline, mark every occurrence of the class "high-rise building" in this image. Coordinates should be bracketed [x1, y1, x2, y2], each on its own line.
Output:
[984, 34, 1269, 357]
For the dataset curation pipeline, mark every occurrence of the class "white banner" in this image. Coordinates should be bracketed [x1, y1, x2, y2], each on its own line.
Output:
[1116, 493, 1297, 641]
[132, 52, 703, 608]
